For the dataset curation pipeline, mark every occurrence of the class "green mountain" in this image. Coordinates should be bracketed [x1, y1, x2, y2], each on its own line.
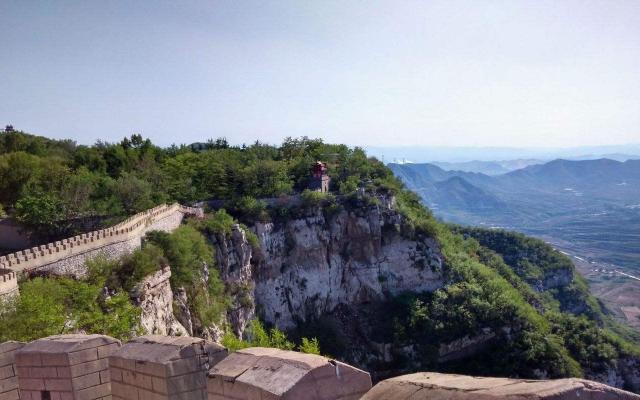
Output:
[1, 130, 639, 392]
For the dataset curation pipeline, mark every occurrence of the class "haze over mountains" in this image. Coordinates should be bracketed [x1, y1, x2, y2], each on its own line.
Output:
[389, 158, 640, 271]
[366, 144, 640, 164]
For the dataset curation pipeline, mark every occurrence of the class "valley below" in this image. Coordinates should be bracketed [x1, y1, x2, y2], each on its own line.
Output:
[389, 158, 640, 332]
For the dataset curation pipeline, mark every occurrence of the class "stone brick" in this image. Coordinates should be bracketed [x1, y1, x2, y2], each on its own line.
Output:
[0, 365, 14, 380]
[134, 363, 165, 379]
[137, 389, 163, 400]
[109, 382, 130, 399]
[170, 388, 205, 400]
[100, 370, 111, 384]
[206, 376, 223, 395]
[26, 366, 59, 379]
[68, 349, 98, 366]
[110, 368, 122, 383]
[151, 377, 167, 395]
[0, 355, 14, 368]
[17, 378, 45, 391]
[167, 373, 204, 395]
[0, 376, 18, 392]
[18, 390, 39, 400]
[76, 382, 111, 400]
[0, 389, 19, 400]
[72, 372, 101, 390]
[45, 378, 74, 391]
[165, 360, 200, 377]
[70, 359, 108, 378]
[41, 354, 69, 367]
[59, 391, 74, 400]
[15, 353, 42, 367]
[56, 367, 72, 378]
[97, 345, 120, 360]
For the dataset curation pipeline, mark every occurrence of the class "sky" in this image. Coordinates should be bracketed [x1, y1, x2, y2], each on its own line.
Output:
[1, 0, 640, 148]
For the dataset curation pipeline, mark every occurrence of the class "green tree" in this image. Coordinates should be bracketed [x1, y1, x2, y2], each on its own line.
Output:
[15, 193, 65, 230]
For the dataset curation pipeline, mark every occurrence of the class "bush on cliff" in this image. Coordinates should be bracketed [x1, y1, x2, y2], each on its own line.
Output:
[146, 226, 230, 332]
[222, 320, 321, 355]
[0, 277, 140, 342]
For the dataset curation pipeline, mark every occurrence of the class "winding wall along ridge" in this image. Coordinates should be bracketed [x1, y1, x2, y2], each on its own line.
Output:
[0, 203, 202, 274]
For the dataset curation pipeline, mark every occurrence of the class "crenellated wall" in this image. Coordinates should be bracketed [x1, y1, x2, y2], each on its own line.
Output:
[2, 335, 639, 400]
[0, 204, 202, 277]
[0, 269, 19, 301]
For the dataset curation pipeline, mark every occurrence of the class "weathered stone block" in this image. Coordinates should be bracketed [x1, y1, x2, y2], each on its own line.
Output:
[360, 372, 640, 400]
[68, 348, 98, 365]
[76, 382, 111, 400]
[45, 378, 73, 391]
[15, 335, 120, 400]
[207, 347, 372, 400]
[73, 372, 101, 390]
[110, 335, 226, 400]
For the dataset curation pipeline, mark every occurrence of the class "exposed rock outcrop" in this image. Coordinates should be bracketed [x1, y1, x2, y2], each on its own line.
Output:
[131, 266, 188, 336]
[207, 225, 255, 338]
[252, 203, 444, 331]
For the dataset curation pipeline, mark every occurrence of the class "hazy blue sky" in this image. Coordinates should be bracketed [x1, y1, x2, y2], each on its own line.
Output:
[1, 1, 639, 147]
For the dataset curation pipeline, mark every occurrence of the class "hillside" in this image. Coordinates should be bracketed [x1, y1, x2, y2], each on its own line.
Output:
[1, 130, 639, 392]
[388, 160, 640, 270]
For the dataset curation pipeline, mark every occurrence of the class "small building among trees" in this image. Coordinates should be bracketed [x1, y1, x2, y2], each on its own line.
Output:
[309, 161, 330, 193]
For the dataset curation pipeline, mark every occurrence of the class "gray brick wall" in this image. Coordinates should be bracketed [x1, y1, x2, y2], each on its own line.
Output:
[0, 342, 25, 400]
[15, 335, 120, 400]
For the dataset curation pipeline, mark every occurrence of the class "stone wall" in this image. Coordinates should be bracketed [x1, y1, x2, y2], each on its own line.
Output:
[15, 334, 120, 400]
[361, 372, 640, 400]
[207, 347, 372, 400]
[0, 269, 19, 302]
[0, 341, 24, 400]
[0, 204, 202, 277]
[3, 335, 640, 400]
[110, 335, 227, 400]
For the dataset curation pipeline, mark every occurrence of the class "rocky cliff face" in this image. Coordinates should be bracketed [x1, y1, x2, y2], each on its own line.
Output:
[207, 225, 255, 338]
[131, 266, 188, 336]
[251, 202, 444, 331]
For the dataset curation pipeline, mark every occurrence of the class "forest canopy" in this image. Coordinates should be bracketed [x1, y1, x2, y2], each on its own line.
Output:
[0, 129, 393, 237]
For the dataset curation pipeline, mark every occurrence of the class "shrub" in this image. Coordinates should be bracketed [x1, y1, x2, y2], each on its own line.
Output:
[202, 209, 236, 235]
[223, 320, 321, 355]
[0, 277, 140, 342]
[301, 189, 335, 208]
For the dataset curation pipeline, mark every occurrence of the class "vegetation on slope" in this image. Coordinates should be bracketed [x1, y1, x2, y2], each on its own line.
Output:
[1, 129, 638, 386]
[0, 131, 386, 238]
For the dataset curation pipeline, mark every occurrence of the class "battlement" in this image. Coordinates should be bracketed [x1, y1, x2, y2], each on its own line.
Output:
[1, 335, 638, 400]
[0, 203, 201, 274]
[0, 268, 19, 299]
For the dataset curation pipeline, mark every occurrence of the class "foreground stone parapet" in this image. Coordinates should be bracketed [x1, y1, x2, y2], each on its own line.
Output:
[207, 347, 372, 400]
[15, 334, 120, 400]
[110, 335, 227, 400]
[0, 341, 25, 400]
[361, 372, 640, 400]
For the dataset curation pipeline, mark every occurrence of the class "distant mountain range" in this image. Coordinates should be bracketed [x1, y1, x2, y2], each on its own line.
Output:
[431, 154, 639, 175]
[366, 144, 640, 164]
[389, 158, 640, 270]
[431, 159, 543, 175]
